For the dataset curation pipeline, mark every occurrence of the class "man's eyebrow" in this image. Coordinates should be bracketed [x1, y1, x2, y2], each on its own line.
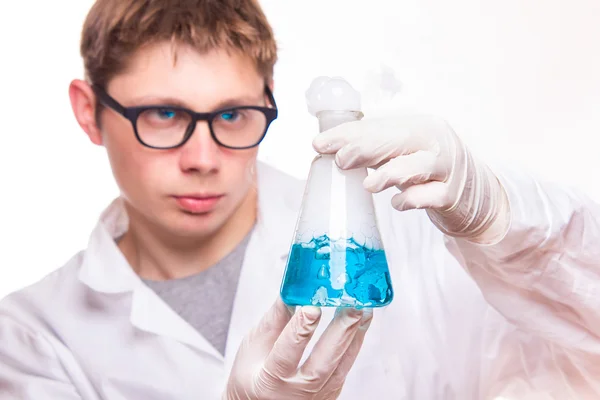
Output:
[211, 94, 266, 110]
[127, 94, 266, 111]
[127, 96, 189, 108]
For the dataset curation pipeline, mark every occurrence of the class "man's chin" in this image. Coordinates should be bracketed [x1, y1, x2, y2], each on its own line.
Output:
[169, 208, 227, 236]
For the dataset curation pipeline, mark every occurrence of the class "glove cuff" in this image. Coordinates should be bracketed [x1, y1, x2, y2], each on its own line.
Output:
[426, 147, 511, 244]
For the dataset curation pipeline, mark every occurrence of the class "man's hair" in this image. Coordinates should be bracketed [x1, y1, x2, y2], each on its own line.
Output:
[80, 0, 278, 88]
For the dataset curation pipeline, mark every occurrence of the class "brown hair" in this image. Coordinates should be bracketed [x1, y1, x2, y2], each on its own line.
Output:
[80, 0, 278, 88]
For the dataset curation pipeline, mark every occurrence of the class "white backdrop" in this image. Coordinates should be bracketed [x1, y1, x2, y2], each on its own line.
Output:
[1, 0, 599, 298]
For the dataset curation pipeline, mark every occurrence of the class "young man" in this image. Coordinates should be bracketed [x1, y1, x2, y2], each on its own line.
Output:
[1, 0, 600, 399]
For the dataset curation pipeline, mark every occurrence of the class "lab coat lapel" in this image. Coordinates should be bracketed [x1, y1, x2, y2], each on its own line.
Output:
[79, 198, 224, 361]
[224, 162, 304, 369]
[129, 284, 223, 361]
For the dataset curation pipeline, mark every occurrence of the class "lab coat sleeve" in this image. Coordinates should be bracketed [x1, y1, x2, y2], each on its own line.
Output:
[0, 314, 82, 399]
[444, 167, 600, 391]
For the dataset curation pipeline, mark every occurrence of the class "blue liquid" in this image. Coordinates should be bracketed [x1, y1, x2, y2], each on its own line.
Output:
[280, 235, 394, 308]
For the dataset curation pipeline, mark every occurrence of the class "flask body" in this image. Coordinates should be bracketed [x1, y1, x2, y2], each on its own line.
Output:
[280, 147, 394, 308]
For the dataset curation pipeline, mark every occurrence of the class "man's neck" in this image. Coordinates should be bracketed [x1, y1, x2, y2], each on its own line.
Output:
[118, 190, 257, 281]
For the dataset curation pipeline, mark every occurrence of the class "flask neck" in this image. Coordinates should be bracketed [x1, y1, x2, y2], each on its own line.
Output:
[316, 110, 363, 132]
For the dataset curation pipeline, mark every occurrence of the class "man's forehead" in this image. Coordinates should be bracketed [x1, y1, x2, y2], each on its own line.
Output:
[110, 42, 264, 100]
[125, 41, 256, 74]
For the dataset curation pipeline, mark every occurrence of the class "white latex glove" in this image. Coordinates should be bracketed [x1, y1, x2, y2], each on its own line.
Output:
[224, 298, 373, 400]
[312, 114, 511, 244]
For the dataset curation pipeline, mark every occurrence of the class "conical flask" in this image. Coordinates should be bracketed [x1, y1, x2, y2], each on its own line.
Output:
[280, 78, 394, 309]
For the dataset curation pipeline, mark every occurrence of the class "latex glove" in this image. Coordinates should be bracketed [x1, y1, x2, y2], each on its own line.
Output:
[312, 114, 510, 244]
[224, 298, 373, 400]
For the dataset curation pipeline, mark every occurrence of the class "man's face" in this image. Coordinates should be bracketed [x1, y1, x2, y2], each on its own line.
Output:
[97, 42, 269, 239]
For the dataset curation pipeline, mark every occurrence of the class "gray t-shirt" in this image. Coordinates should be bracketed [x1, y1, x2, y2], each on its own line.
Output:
[142, 230, 252, 355]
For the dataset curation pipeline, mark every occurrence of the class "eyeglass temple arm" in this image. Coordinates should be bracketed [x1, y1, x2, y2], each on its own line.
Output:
[92, 84, 127, 116]
[265, 85, 277, 110]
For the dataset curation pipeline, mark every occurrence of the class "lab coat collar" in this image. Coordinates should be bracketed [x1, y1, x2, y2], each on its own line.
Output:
[253, 161, 302, 260]
[78, 197, 139, 294]
[77, 161, 302, 359]
[77, 197, 223, 358]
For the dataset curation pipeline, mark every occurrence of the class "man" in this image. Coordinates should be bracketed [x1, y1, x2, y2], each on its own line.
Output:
[1, 0, 599, 399]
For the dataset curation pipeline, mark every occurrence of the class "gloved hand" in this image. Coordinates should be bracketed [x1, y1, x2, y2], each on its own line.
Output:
[312, 114, 511, 244]
[224, 298, 373, 400]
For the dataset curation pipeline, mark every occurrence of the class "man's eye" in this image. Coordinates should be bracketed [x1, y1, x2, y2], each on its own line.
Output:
[156, 109, 177, 119]
[219, 111, 240, 122]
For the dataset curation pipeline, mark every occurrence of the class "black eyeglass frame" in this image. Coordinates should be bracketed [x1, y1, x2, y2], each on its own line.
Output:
[92, 84, 278, 150]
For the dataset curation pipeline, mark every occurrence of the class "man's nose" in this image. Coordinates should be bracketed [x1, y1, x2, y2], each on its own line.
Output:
[178, 121, 221, 174]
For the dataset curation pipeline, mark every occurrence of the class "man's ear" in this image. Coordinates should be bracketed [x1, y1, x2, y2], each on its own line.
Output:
[69, 79, 103, 146]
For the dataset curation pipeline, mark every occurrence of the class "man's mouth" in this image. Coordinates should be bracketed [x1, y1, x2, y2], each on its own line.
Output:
[172, 194, 225, 213]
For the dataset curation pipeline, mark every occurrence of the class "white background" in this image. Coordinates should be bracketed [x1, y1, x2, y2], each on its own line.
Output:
[1, 0, 599, 298]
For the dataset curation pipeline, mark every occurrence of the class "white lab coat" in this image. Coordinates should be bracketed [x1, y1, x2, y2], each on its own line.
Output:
[1, 161, 600, 399]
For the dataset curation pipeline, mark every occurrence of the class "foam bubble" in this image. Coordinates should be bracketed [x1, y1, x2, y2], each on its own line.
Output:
[305, 76, 361, 116]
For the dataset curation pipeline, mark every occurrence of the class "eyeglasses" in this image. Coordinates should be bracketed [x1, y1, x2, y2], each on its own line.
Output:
[92, 84, 278, 150]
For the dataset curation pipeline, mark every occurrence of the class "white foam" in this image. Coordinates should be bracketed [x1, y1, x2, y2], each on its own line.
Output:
[305, 76, 362, 116]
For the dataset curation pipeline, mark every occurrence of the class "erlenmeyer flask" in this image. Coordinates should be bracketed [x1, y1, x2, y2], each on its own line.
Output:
[280, 91, 394, 308]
